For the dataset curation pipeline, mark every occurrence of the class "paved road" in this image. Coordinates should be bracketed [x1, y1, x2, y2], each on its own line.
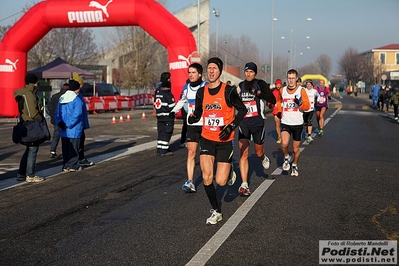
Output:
[0, 93, 398, 265]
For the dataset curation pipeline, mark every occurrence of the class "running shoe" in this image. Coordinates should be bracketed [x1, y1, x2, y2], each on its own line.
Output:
[206, 209, 222, 225]
[26, 176, 44, 183]
[282, 158, 290, 171]
[306, 136, 313, 143]
[395, 117, 398, 121]
[68, 167, 83, 172]
[50, 151, 57, 158]
[276, 137, 282, 144]
[79, 158, 94, 167]
[291, 166, 299, 177]
[318, 129, 324, 136]
[261, 155, 270, 170]
[238, 183, 251, 196]
[228, 165, 236, 186]
[182, 180, 196, 193]
[16, 174, 26, 182]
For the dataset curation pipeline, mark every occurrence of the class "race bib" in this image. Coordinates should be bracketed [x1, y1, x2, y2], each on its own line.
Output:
[244, 100, 259, 118]
[204, 112, 224, 132]
[318, 96, 326, 104]
[283, 99, 297, 110]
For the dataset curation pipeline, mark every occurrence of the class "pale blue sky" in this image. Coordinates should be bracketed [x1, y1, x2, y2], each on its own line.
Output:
[1, 0, 398, 74]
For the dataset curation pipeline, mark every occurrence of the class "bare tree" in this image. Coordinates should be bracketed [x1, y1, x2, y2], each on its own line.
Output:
[27, 28, 99, 70]
[298, 63, 320, 76]
[338, 47, 363, 86]
[360, 53, 375, 84]
[273, 55, 290, 81]
[211, 33, 261, 71]
[315, 54, 332, 78]
[0, 25, 11, 39]
[103, 26, 167, 88]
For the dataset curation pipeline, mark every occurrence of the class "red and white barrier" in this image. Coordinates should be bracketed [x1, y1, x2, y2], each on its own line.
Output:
[83, 94, 153, 113]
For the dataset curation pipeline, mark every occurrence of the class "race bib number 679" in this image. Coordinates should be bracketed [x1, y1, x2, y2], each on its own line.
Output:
[205, 117, 224, 126]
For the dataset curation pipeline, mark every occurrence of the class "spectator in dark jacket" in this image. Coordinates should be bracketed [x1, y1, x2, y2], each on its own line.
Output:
[391, 87, 399, 121]
[383, 86, 392, 112]
[48, 83, 68, 158]
[13, 74, 45, 182]
[378, 87, 385, 111]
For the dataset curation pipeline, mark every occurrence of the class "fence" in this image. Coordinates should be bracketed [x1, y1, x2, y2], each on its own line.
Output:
[83, 93, 153, 113]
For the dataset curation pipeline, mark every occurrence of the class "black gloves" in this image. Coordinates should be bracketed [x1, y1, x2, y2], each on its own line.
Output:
[276, 112, 282, 119]
[294, 96, 301, 106]
[168, 112, 175, 119]
[58, 121, 67, 130]
[219, 123, 236, 141]
[187, 115, 200, 124]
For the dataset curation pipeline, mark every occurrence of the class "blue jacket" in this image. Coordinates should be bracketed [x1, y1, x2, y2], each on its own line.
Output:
[373, 85, 380, 98]
[55, 90, 85, 138]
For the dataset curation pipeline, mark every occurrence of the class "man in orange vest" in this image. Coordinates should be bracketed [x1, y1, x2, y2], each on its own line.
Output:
[188, 57, 247, 225]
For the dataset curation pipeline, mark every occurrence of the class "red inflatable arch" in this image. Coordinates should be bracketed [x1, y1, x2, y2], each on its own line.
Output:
[0, 0, 197, 117]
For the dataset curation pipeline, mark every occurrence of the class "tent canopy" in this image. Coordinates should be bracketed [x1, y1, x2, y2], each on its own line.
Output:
[28, 57, 95, 79]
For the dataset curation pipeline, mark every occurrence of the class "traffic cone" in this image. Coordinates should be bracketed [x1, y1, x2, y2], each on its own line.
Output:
[141, 112, 146, 119]
[119, 115, 124, 122]
[126, 114, 131, 121]
[111, 116, 116, 124]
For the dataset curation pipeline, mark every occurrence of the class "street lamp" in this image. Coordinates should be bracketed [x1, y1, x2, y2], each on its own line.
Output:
[274, 17, 312, 69]
[280, 36, 290, 68]
[294, 52, 303, 69]
[271, 0, 275, 84]
[212, 8, 220, 56]
[293, 37, 310, 68]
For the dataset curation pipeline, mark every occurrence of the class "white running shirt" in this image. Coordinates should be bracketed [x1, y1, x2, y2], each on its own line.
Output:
[281, 86, 304, 125]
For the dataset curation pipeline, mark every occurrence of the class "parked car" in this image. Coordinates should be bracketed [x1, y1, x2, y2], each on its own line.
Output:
[81, 82, 121, 97]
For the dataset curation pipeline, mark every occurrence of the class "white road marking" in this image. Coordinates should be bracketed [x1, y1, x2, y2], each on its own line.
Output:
[186, 179, 275, 266]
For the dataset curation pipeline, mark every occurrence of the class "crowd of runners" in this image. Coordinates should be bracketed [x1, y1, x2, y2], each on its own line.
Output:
[154, 57, 332, 224]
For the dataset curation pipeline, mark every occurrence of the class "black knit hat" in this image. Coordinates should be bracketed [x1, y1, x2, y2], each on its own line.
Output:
[69, 80, 81, 91]
[244, 62, 257, 74]
[207, 57, 223, 74]
[189, 63, 203, 75]
[25, 73, 38, 85]
[160, 72, 171, 82]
